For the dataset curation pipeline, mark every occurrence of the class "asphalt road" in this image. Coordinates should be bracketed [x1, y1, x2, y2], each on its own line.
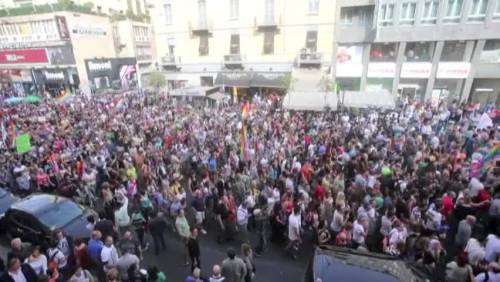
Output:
[138, 219, 313, 282]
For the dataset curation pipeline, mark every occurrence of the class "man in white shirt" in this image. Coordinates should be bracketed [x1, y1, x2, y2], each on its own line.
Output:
[101, 236, 119, 273]
[285, 207, 302, 260]
[485, 234, 500, 263]
[353, 214, 368, 249]
[1, 257, 37, 282]
[237, 202, 250, 242]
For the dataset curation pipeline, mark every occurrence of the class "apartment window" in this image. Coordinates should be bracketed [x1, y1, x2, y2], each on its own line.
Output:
[444, 0, 463, 23]
[164, 3, 172, 25]
[468, 0, 488, 21]
[230, 34, 240, 54]
[400, 2, 417, 25]
[263, 32, 274, 54]
[440, 41, 467, 61]
[405, 42, 435, 62]
[494, 0, 500, 20]
[340, 7, 355, 25]
[229, 0, 239, 19]
[378, 4, 395, 26]
[199, 35, 209, 56]
[265, 0, 275, 23]
[198, 0, 207, 27]
[370, 43, 398, 62]
[305, 31, 318, 52]
[421, 0, 439, 24]
[308, 0, 319, 14]
[480, 40, 500, 62]
[136, 0, 142, 14]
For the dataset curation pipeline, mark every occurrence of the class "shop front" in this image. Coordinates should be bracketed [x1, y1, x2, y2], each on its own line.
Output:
[0, 69, 35, 96]
[32, 68, 77, 97]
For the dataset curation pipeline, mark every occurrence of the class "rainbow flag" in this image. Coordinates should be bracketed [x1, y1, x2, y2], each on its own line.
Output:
[56, 91, 72, 103]
[240, 102, 250, 160]
[480, 143, 500, 175]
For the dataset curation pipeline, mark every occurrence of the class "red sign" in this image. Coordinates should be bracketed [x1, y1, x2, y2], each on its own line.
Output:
[55, 16, 70, 40]
[0, 49, 48, 64]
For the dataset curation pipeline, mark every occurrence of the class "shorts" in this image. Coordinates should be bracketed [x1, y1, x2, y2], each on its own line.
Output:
[195, 211, 205, 224]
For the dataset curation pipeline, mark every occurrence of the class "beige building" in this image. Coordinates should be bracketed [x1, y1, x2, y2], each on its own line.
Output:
[0, 0, 148, 16]
[149, 0, 335, 92]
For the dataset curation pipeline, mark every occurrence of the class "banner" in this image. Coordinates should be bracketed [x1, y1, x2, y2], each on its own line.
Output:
[436, 62, 471, 79]
[367, 62, 396, 78]
[336, 45, 363, 77]
[0, 49, 48, 64]
[400, 62, 432, 78]
[15, 134, 31, 154]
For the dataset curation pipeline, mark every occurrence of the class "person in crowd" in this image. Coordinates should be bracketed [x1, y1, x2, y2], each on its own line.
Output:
[1, 257, 38, 282]
[147, 266, 166, 282]
[209, 264, 225, 282]
[87, 231, 104, 269]
[241, 244, 255, 282]
[185, 267, 204, 282]
[221, 248, 247, 282]
[100, 236, 119, 274]
[24, 245, 47, 276]
[150, 212, 169, 256]
[115, 248, 140, 282]
[7, 238, 31, 262]
[187, 227, 201, 272]
[285, 206, 302, 260]
[69, 266, 95, 282]
[176, 209, 191, 264]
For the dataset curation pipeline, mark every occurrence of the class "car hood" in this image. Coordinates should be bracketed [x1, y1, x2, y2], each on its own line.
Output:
[62, 209, 95, 240]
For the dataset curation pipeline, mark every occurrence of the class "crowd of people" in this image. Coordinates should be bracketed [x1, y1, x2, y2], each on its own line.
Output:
[0, 90, 498, 282]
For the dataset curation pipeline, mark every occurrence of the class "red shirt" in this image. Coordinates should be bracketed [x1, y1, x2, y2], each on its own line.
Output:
[442, 195, 454, 217]
[315, 185, 326, 202]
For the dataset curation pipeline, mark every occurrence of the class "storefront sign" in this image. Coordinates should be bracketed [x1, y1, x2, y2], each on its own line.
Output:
[43, 70, 65, 81]
[47, 46, 76, 65]
[400, 62, 432, 78]
[367, 62, 396, 78]
[436, 62, 471, 79]
[88, 61, 112, 72]
[55, 16, 70, 40]
[72, 24, 107, 36]
[336, 63, 363, 77]
[0, 42, 34, 50]
[0, 49, 48, 64]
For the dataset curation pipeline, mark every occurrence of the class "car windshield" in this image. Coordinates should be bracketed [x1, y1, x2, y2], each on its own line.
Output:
[37, 200, 83, 229]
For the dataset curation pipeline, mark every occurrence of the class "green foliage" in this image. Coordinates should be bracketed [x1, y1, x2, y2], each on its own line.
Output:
[147, 72, 166, 92]
[318, 75, 337, 93]
[280, 73, 297, 92]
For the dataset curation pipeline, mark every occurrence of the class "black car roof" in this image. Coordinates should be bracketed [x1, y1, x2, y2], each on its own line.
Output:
[11, 194, 71, 214]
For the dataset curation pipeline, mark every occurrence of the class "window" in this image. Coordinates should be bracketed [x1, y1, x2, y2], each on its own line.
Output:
[305, 30, 318, 52]
[230, 34, 240, 54]
[444, 0, 463, 23]
[468, 0, 488, 21]
[263, 32, 274, 54]
[404, 42, 435, 62]
[495, 1, 500, 20]
[308, 0, 319, 14]
[164, 3, 172, 25]
[370, 43, 398, 62]
[421, 0, 438, 24]
[136, 0, 142, 14]
[480, 40, 500, 63]
[199, 35, 209, 56]
[440, 41, 467, 61]
[378, 4, 395, 26]
[340, 7, 355, 25]
[265, 0, 274, 23]
[400, 2, 417, 25]
[229, 0, 239, 19]
[198, 0, 207, 27]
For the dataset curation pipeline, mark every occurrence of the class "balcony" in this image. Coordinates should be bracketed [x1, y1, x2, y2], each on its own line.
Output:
[189, 20, 213, 36]
[254, 16, 280, 32]
[223, 54, 244, 69]
[297, 51, 322, 68]
[161, 55, 180, 70]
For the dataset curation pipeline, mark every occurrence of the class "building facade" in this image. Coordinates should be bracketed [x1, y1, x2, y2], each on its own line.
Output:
[333, 0, 500, 105]
[148, 0, 335, 94]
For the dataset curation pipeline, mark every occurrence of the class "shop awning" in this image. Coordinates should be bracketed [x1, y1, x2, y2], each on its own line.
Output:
[169, 86, 218, 97]
[214, 72, 251, 87]
[208, 92, 229, 101]
[282, 91, 337, 111]
[342, 90, 395, 109]
[214, 71, 290, 88]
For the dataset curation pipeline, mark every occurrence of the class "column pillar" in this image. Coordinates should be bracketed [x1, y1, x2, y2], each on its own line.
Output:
[424, 41, 444, 100]
[391, 42, 406, 96]
[360, 43, 371, 91]
[461, 40, 485, 102]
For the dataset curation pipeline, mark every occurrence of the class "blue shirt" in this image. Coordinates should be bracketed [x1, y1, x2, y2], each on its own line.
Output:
[88, 239, 103, 261]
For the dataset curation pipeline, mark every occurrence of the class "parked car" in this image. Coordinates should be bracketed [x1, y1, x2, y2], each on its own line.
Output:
[0, 187, 18, 230]
[3, 193, 97, 244]
[305, 246, 429, 282]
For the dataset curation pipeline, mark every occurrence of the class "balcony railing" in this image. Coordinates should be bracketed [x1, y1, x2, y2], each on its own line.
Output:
[189, 20, 213, 36]
[255, 16, 280, 32]
[223, 54, 244, 64]
[297, 51, 322, 67]
[161, 55, 178, 65]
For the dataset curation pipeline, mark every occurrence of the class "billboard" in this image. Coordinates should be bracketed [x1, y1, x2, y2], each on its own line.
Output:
[85, 58, 137, 90]
[336, 45, 363, 77]
[55, 16, 70, 40]
[0, 49, 48, 64]
[46, 46, 76, 65]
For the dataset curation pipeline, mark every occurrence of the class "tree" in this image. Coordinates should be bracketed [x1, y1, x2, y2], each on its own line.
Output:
[318, 75, 337, 111]
[280, 73, 297, 93]
[147, 71, 166, 94]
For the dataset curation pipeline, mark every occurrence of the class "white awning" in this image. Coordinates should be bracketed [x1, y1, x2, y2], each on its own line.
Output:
[342, 90, 395, 109]
[282, 91, 337, 111]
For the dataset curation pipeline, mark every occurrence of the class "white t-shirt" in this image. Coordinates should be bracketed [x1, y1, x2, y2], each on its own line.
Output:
[288, 213, 302, 241]
[474, 272, 500, 282]
[330, 210, 344, 233]
[353, 220, 366, 245]
[47, 248, 67, 268]
[101, 245, 119, 270]
[485, 235, 500, 263]
[25, 255, 47, 275]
